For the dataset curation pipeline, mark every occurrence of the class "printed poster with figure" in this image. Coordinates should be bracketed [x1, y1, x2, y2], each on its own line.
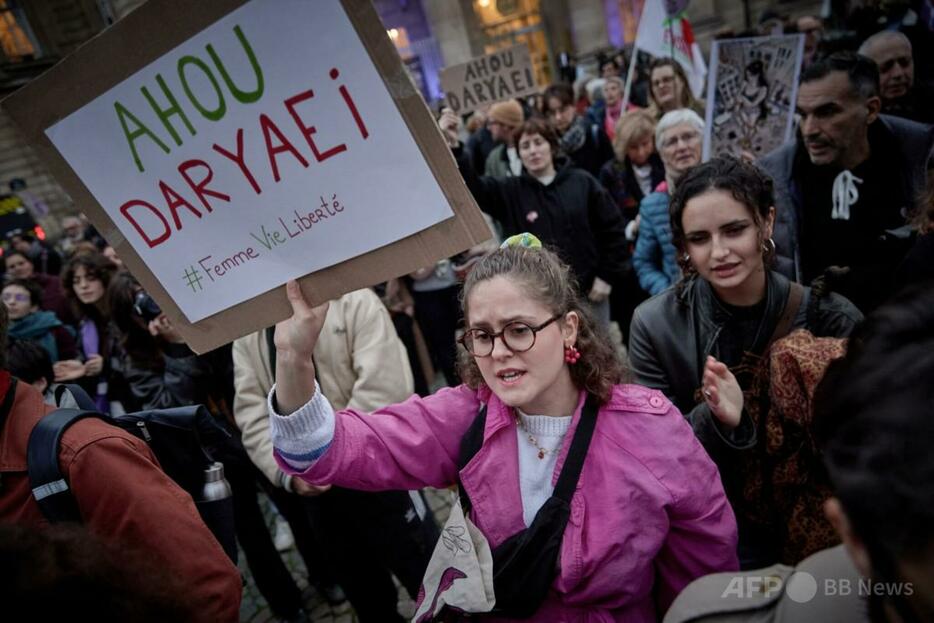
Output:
[702, 34, 805, 160]
[1, 0, 490, 353]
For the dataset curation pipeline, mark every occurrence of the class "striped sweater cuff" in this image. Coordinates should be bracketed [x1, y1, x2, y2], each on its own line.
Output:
[268, 381, 335, 471]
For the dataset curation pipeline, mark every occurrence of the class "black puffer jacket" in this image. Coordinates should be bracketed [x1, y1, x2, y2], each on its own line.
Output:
[628, 271, 863, 462]
[456, 148, 629, 293]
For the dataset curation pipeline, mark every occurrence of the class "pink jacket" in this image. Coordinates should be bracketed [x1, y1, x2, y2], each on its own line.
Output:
[277, 383, 738, 622]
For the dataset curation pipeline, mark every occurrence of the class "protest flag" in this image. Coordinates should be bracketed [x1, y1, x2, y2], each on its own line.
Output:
[623, 0, 707, 106]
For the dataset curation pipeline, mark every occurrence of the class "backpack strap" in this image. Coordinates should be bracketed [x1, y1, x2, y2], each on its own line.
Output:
[27, 407, 104, 523]
[768, 282, 805, 347]
[53, 383, 97, 411]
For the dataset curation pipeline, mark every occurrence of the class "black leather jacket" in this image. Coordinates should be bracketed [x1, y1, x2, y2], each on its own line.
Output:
[628, 271, 862, 463]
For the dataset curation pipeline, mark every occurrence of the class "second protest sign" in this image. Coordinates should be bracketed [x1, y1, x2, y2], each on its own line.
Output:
[441, 44, 538, 116]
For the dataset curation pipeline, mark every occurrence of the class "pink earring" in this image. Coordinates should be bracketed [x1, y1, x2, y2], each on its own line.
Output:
[564, 344, 581, 364]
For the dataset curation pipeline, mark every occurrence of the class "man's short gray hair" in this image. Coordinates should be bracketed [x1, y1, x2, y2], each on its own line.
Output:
[858, 30, 912, 57]
[656, 108, 706, 146]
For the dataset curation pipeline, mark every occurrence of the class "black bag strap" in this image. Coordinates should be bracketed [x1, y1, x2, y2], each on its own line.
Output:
[457, 404, 487, 512]
[53, 383, 97, 411]
[27, 407, 105, 523]
[552, 393, 599, 503]
[457, 395, 600, 511]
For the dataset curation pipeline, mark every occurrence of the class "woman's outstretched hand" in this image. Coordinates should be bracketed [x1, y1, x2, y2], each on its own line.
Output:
[702, 356, 744, 429]
[273, 280, 329, 415]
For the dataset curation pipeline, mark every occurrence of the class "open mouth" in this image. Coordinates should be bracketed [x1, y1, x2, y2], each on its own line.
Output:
[497, 370, 526, 385]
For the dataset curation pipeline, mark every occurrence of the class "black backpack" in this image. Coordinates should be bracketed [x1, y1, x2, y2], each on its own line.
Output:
[26, 383, 238, 562]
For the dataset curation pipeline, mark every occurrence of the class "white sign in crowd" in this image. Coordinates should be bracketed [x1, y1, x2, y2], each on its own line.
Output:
[44, 0, 454, 324]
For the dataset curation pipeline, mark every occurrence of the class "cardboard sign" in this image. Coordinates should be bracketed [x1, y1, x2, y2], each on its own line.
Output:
[441, 44, 538, 116]
[703, 34, 804, 160]
[2, 0, 491, 353]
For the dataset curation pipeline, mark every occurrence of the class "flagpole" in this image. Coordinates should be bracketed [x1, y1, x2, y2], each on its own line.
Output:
[623, 45, 638, 109]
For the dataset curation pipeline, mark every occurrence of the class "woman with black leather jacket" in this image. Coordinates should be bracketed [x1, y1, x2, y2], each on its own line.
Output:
[629, 158, 863, 570]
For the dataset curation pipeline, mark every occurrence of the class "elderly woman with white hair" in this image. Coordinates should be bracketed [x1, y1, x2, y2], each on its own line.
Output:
[632, 108, 705, 296]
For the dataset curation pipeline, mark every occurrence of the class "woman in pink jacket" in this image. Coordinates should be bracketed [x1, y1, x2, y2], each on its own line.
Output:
[269, 238, 738, 622]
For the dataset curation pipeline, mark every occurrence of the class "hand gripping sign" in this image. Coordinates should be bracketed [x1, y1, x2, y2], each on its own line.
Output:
[2, 0, 490, 353]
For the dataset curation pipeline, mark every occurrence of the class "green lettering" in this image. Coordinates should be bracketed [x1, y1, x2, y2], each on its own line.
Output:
[179, 55, 227, 121]
[206, 25, 264, 104]
[141, 73, 197, 147]
[115, 101, 170, 173]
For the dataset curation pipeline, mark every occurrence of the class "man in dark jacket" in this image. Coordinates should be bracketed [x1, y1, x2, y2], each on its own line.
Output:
[858, 30, 934, 125]
[758, 52, 934, 312]
[0, 302, 241, 622]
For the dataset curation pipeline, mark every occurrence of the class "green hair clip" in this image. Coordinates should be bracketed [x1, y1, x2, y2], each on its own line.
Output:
[500, 232, 543, 250]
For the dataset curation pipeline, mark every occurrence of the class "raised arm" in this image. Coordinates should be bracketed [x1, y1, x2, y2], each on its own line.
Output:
[440, 108, 509, 224]
[269, 281, 481, 492]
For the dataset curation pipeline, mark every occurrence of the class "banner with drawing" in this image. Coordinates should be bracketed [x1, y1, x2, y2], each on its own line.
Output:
[703, 34, 804, 160]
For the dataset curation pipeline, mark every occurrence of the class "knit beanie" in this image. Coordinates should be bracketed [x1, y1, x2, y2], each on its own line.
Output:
[488, 100, 524, 128]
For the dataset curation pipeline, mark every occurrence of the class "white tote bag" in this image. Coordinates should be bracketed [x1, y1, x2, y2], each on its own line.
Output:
[412, 492, 496, 622]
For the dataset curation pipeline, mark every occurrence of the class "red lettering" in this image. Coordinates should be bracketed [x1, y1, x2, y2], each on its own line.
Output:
[178, 159, 230, 213]
[120, 199, 171, 248]
[159, 180, 202, 231]
[284, 90, 347, 163]
[259, 113, 308, 182]
[212, 128, 262, 195]
[331, 67, 368, 139]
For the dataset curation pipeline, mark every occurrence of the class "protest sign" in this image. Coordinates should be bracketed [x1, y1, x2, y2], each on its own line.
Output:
[2, 0, 491, 353]
[703, 34, 804, 160]
[441, 44, 538, 116]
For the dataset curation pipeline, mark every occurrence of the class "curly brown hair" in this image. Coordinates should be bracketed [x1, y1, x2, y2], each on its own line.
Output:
[668, 156, 776, 294]
[457, 245, 625, 404]
[62, 251, 118, 321]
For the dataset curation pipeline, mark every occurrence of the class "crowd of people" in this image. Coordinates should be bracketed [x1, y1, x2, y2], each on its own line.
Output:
[1, 4, 933, 622]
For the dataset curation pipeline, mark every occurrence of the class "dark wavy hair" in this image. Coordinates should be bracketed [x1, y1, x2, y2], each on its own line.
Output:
[108, 271, 164, 372]
[669, 156, 776, 292]
[62, 252, 118, 322]
[457, 245, 625, 404]
[813, 282, 934, 619]
[0, 523, 194, 621]
[542, 82, 574, 108]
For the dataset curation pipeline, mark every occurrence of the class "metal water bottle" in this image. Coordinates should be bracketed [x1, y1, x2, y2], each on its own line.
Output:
[198, 461, 237, 563]
[201, 461, 232, 502]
